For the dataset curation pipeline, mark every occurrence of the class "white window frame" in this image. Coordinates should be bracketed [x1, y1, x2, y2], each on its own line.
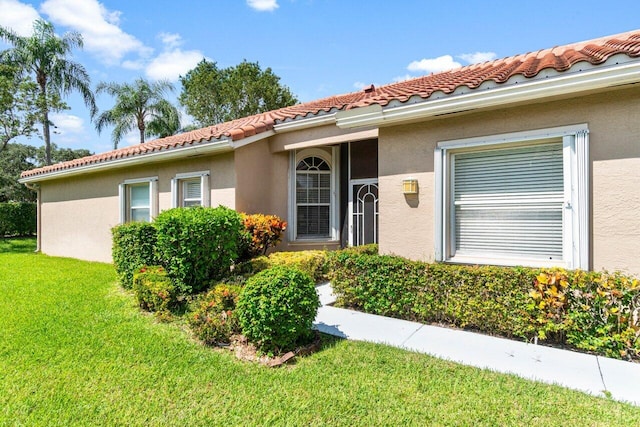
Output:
[170, 171, 210, 208]
[119, 176, 159, 223]
[434, 124, 589, 269]
[288, 147, 340, 242]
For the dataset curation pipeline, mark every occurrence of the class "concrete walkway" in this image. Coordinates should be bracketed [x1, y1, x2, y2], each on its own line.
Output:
[314, 283, 640, 406]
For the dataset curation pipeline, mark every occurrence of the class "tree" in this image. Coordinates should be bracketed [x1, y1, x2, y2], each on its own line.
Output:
[179, 59, 298, 127]
[0, 143, 37, 202]
[0, 63, 39, 152]
[0, 19, 96, 166]
[95, 78, 180, 148]
[0, 142, 93, 202]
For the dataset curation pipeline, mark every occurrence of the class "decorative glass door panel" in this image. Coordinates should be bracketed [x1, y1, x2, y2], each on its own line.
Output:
[350, 180, 378, 246]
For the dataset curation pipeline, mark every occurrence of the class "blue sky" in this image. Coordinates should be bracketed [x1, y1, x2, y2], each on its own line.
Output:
[1, 0, 638, 154]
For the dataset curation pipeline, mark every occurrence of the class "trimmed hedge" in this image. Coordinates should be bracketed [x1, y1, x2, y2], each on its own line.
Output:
[112, 222, 158, 289]
[236, 250, 329, 283]
[154, 207, 243, 294]
[0, 202, 36, 237]
[328, 250, 640, 361]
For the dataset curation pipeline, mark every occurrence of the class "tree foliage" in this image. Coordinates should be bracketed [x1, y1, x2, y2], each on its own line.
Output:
[0, 19, 96, 166]
[0, 63, 39, 152]
[179, 60, 298, 127]
[0, 143, 37, 202]
[0, 142, 92, 202]
[95, 78, 180, 148]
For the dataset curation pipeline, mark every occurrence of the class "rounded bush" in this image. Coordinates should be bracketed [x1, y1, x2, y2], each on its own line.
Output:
[236, 266, 320, 354]
[188, 284, 242, 345]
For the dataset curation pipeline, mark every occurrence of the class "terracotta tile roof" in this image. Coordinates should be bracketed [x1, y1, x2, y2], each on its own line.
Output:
[22, 29, 640, 179]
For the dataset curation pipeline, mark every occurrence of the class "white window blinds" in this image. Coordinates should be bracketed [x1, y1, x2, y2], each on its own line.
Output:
[452, 142, 564, 260]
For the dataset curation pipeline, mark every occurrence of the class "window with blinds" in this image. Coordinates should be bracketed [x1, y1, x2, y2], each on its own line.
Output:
[182, 179, 202, 207]
[452, 142, 564, 260]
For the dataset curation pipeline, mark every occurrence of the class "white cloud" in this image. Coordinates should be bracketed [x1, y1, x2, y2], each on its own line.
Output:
[143, 32, 205, 82]
[121, 59, 144, 70]
[49, 112, 87, 146]
[392, 74, 414, 83]
[145, 49, 204, 82]
[353, 81, 367, 90]
[159, 32, 182, 49]
[458, 51, 497, 64]
[40, 0, 151, 65]
[0, 0, 41, 36]
[407, 55, 462, 74]
[247, 0, 279, 12]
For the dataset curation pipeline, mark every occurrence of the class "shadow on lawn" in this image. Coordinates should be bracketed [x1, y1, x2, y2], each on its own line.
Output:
[0, 237, 37, 254]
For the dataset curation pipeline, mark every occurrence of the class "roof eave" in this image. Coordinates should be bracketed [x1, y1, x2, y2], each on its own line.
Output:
[335, 60, 640, 129]
[19, 138, 233, 184]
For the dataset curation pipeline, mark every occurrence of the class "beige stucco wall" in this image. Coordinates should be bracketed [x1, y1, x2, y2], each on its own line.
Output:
[39, 152, 236, 263]
[378, 86, 640, 276]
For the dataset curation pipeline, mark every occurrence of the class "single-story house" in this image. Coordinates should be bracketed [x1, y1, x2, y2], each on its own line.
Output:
[20, 30, 640, 276]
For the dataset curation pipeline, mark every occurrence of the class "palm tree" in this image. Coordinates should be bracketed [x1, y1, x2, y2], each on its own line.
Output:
[94, 78, 180, 148]
[0, 19, 96, 165]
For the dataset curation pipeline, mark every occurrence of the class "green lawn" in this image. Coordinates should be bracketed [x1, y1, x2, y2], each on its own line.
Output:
[1, 239, 639, 426]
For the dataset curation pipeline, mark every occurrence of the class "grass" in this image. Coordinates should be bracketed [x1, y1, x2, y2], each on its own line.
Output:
[0, 236, 36, 253]
[1, 238, 639, 426]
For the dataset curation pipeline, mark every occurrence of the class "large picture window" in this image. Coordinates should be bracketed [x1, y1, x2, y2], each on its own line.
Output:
[435, 125, 589, 269]
[290, 148, 338, 240]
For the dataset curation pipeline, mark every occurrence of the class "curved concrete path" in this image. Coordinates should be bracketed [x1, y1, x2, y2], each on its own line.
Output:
[314, 283, 640, 406]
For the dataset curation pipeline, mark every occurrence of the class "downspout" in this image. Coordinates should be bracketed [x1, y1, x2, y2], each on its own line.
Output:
[23, 182, 41, 253]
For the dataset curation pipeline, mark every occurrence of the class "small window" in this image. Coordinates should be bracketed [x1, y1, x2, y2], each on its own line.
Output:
[119, 177, 158, 223]
[129, 183, 151, 221]
[171, 171, 210, 208]
[182, 179, 202, 207]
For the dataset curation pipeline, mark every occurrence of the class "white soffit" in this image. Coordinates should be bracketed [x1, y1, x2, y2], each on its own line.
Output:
[282, 128, 378, 151]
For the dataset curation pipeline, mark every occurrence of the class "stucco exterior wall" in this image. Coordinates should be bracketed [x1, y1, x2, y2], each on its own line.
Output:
[39, 152, 235, 263]
[234, 138, 341, 252]
[378, 86, 640, 276]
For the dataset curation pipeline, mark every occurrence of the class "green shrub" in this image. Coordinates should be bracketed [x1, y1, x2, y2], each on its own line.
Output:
[111, 222, 158, 288]
[531, 270, 640, 360]
[0, 202, 36, 237]
[154, 206, 243, 294]
[417, 263, 536, 339]
[268, 250, 328, 282]
[236, 266, 320, 354]
[234, 250, 328, 283]
[328, 248, 640, 360]
[328, 250, 537, 338]
[234, 256, 271, 276]
[343, 243, 379, 255]
[188, 283, 242, 345]
[328, 251, 423, 319]
[132, 266, 178, 313]
[239, 213, 287, 260]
